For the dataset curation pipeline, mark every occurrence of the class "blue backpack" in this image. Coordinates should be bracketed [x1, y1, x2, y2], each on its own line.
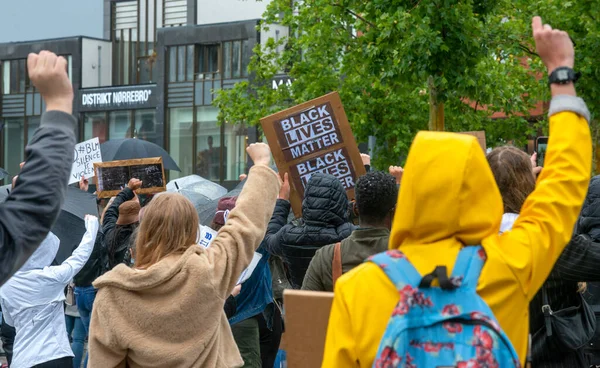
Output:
[368, 246, 521, 368]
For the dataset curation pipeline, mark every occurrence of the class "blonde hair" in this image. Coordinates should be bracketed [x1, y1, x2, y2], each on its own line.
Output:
[134, 193, 199, 269]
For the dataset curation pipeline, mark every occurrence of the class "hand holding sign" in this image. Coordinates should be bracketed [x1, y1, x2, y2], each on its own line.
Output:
[27, 51, 73, 115]
[278, 173, 290, 201]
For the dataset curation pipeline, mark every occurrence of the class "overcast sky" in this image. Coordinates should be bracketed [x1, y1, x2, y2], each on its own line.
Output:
[0, 0, 104, 43]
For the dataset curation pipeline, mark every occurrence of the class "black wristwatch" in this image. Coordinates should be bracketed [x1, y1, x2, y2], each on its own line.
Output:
[548, 67, 580, 85]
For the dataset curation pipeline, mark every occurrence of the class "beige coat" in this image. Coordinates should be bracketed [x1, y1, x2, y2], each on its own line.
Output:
[88, 165, 280, 368]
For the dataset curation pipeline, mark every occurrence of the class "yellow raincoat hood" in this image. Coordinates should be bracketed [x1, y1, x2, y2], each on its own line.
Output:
[390, 132, 503, 248]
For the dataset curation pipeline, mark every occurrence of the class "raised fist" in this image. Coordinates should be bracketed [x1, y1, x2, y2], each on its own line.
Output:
[532, 16, 574, 74]
[28, 51, 73, 114]
[247, 143, 271, 167]
[127, 178, 143, 191]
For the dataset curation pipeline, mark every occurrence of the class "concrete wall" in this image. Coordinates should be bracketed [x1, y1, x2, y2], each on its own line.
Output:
[81, 38, 113, 88]
[196, 0, 270, 25]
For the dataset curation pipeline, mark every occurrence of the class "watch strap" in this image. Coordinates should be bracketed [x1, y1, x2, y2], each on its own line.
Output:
[548, 67, 580, 85]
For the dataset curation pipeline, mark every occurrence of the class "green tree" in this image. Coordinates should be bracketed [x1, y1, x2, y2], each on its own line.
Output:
[215, 0, 546, 168]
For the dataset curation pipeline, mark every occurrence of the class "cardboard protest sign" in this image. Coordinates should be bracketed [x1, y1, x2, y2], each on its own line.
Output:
[69, 138, 102, 185]
[283, 290, 334, 367]
[93, 157, 166, 198]
[261, 92, 366, 217]
[459, 131, 486, 151]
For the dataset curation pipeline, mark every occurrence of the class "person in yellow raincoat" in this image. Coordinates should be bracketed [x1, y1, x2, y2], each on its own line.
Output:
[322, 17, 592, 367]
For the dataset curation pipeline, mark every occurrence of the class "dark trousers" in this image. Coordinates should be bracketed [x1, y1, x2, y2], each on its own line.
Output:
[1, 315, 15, 366]
[32, 356, 73, 368]
[258, 303, 283, 368]
[231, 317, 261, 368]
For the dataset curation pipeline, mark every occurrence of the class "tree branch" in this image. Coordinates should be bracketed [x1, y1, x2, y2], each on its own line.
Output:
[332, 3, 376, 28]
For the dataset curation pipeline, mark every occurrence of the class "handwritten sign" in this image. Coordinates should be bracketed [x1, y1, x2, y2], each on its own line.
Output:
[69, 138, 102, 185]
[261, 92, 366, 217]
[93, 157, 166, 198]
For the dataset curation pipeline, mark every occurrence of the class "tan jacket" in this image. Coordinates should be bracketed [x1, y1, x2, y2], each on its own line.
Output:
[88, 165, 280, 368]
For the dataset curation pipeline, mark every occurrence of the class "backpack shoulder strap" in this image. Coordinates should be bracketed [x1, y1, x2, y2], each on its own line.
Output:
[450, 245, 486, 290]
[368, 250, 422, 288]
[332, 242, 342, 286]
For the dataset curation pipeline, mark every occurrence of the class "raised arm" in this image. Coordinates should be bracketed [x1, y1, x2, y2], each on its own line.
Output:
[50, 216, 100, 284]
[263, 174, 292, 256]
[102, 180, 140, 235]
[500, 17, 592, 299]
[207, 143, 280, 298]
[0, 52, 76, 286]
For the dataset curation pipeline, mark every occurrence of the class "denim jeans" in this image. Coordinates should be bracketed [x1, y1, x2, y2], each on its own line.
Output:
[74, 286, 97, 368]
[65, 315, 85, 368]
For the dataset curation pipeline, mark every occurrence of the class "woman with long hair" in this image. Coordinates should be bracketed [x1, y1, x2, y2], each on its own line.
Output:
[88, 143, 280, 367]
[487, 146, 600, 367]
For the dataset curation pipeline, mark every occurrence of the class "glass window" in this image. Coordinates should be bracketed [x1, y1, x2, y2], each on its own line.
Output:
[232, 41, 241, 78]
[2, 62, 9, 94]
[223, 42, 231, 79]
[223, 123, 247, 180]
[109, 110, 132, 139]
[186, 45, 194, 81]
[134, 109, 158, 145]
[26, 116, 40, 144]
[168, 46, 177, 82]
[195, 106, 220, 181]
[177, 46, 185, 82]
[17, 60, 25, 92]
[83, 112, 108, 144]
[3, 118, 24, 177]
[242, 40, 250, 77]
[169, 107, 194, 179]
[207, 45, 219, 74]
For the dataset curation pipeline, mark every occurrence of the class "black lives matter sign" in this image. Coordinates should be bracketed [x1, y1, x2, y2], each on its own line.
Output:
[276, 103, 343, 161]
[261, 92, 366, 217]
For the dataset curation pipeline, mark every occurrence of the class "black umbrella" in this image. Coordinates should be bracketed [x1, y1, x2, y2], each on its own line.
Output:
[101, 138, 181, 171]
[0, 185, 98, 263]
[51, 186, 99, 263]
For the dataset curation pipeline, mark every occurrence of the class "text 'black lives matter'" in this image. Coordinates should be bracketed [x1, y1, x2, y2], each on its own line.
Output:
[275, 102, 344, 161]
[289, 148, 357, 194]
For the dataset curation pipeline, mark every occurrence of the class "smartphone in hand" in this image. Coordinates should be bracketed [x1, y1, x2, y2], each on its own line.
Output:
[536, 136, 548, 167]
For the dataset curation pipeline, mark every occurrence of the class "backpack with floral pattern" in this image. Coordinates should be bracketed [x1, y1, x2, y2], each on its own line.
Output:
[369, 246, 521, 368]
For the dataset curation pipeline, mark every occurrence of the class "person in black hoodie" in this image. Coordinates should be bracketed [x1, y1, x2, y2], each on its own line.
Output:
[0, 51, 77, 287]
[263, 173, 354, 289]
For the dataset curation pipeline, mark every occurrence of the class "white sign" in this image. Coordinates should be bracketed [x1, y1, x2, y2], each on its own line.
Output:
[196, 224, 263, 285]
[69, 138, 102, 185]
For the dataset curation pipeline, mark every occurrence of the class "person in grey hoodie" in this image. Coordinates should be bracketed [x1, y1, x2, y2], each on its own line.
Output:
[0, 51, 77, 286]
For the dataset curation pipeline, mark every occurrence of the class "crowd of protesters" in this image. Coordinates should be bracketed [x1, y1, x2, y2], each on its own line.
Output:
[0, 14, 599, 368]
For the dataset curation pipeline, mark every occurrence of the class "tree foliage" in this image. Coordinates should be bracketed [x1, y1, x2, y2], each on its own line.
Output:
[214, 0, 596, 168]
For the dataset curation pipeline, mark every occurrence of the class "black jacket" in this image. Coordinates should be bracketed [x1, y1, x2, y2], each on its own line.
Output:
[103, 188, 137, 270]
[73, 231, 105, 287]
[530, 176, 600, 367]
[0, 111, 76, 286]
[264, 173, 354, 288]
[579, 176, 600, 365]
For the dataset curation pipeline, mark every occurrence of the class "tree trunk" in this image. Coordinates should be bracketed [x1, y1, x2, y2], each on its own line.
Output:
[428, 76, 445, 131]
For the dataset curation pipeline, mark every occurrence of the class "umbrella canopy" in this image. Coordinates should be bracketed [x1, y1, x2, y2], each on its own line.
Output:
[196, 176, 295, 226]
[52, 186, 99, 263]
[0, 168, 9, 181]
[167, 175, 228, 215]
[101, 138, 181, 171]
[0, 186, 100, 264]
[167, 175, 227, 200]
[0, 184, 11, 202]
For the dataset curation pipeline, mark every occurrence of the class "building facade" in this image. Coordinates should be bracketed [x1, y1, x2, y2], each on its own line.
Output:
[0, 0, 281, 188]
